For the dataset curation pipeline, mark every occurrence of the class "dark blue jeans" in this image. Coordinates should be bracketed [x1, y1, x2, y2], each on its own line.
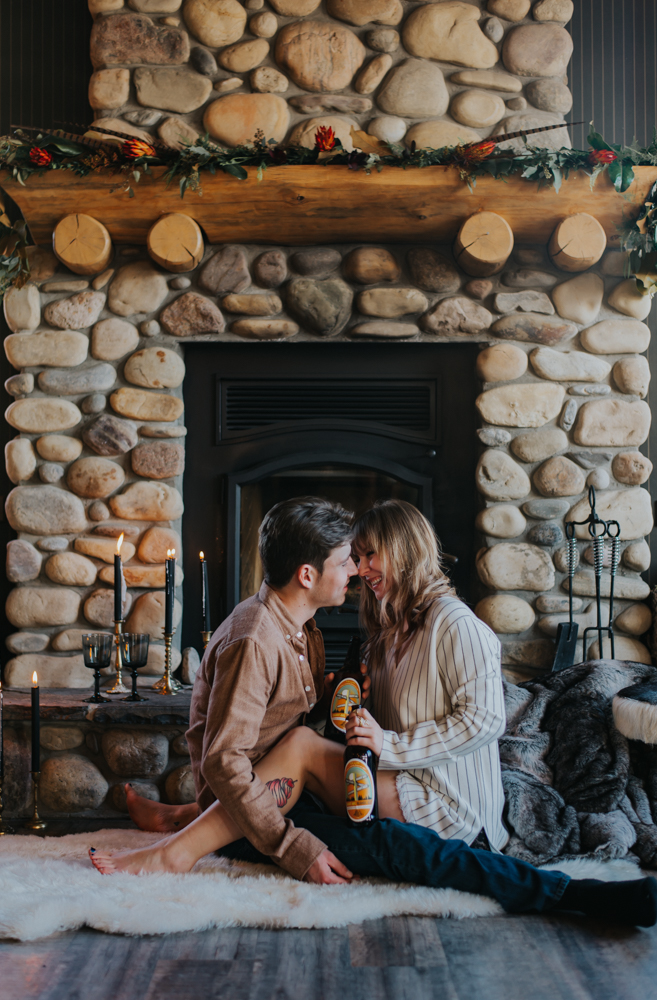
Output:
[219, 793, 569, 914]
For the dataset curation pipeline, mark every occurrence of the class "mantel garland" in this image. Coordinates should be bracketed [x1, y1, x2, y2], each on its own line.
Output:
[1, 124, 657, 300]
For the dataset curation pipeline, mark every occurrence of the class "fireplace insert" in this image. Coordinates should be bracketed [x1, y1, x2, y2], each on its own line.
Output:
[181, 342, 479, 664]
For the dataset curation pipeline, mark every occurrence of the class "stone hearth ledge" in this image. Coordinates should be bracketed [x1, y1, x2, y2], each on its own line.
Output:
[3, 689, 191, 725]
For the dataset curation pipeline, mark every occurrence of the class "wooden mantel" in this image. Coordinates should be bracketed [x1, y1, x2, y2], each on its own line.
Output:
[2, 164, 656, 247]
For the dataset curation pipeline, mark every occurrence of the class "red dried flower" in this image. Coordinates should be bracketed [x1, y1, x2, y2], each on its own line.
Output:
[315, 126, 336, 151]
[465, 140, 496, 162]
[122, 138, 157, 160]
[589, 148, 618, 165]
[29, 147, 52, 167]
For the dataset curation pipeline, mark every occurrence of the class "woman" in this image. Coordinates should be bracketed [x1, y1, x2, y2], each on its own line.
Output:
[89, 500, 505, 875]
[348, 499, 507, 851]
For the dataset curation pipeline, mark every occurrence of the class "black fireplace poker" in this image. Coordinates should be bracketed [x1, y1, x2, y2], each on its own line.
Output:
[552, 486, 621, 671]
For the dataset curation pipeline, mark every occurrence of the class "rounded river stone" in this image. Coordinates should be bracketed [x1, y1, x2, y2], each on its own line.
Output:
[6, 540, 41, 583]
[67, 457, 125, 499]
[131, 441, 185, 479]
[6, 587, 81, 628]
[477, 542, 555, 591]
[526, 521, 564, 547]
[41, 756, 108, 811]
[476, 383, 565, 427]
[533, 456, 586, 497]
[5, 485, 86, 534]
[83, 414, 139, 457]
[475, 595, 535, 634]
[475, 504, 527, 539]
[475, 450, 530, 501]
[102, 729, 169, 777]
[109, 481, 184, 520]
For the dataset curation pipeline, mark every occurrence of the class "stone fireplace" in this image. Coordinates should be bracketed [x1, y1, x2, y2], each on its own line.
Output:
[1, 0, 655, 820]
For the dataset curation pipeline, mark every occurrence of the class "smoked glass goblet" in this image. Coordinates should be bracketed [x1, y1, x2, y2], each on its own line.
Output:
[81, 633, 113, 703]
[120, 633, 150, 702]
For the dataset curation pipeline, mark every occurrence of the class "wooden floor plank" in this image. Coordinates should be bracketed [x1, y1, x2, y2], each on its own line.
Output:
[549, 916, 657, 1000]
[349, 917, 414, 967]
[0, 942, 64, 1000]
[405, 917, 452, 969]
[251, 928, 322, 1000]
[2, 914, 657, 1000]
[437, 915, 645, 1000]
[144, 959, 249, 1000]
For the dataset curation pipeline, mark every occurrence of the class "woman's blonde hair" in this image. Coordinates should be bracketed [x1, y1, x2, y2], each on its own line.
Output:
[353, 500, 457, 670]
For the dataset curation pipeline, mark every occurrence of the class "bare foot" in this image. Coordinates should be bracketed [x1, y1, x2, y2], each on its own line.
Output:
[88, 839, 194, 876]
[126, 784, 198, 833]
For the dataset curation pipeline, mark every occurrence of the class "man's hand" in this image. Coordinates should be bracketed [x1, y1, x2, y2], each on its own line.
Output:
[345, 706, 384, 756]
[304, 849, 354, 885]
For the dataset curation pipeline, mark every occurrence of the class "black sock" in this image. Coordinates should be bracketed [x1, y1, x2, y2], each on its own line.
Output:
[552, 877, 657, 927]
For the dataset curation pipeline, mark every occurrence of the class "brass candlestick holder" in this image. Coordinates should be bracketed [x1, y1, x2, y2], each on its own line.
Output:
[201, 631, 212, 651]
[153, 629, 182, 695]
[0, 773, 13, 835]
[25, 771, 47, 831]
[107, 618, 129, 695]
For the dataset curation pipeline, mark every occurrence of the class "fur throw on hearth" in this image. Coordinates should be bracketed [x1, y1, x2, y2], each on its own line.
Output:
[500, 658, 657, 867]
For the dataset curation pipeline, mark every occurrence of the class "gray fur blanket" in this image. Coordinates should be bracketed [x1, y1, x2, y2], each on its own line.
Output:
[501, 658, 657, 867]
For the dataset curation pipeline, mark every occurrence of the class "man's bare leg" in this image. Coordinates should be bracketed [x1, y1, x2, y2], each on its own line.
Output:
[89, 727, 348, 876]
[125, 787, 199, 832]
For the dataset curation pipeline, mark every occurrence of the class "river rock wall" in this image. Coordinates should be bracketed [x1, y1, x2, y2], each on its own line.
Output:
[87, 0, 574, 153]
[2, 237, 653, 691]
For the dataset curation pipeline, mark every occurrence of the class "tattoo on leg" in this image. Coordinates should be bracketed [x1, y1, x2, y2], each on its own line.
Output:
[266, 777, 298, 808]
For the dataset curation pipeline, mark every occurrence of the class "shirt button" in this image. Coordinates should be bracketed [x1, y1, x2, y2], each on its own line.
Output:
[296, 631, 303, 638]
[305, 685, 311, 692]
[309, 703, 314, 709]
[285, 634, 291, 640]
[299, 654, 304, 661]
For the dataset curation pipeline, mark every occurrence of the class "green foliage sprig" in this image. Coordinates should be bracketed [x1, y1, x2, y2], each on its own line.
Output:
[1, 124, 649, 194]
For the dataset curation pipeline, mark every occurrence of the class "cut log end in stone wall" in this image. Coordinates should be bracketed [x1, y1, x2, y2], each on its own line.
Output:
[147, 214, 205, 274]
[454, 212, 515, 277]
[548, 213, 607, 272]
[53, 214, 113, 276]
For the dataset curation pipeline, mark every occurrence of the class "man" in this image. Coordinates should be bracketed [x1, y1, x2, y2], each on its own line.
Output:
[99, 498, 657, 926]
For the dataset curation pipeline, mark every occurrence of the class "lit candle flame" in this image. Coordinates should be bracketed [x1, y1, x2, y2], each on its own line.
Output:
[167, 548, 176, 559]
[116, 533, 124, 555]
[32, 671, 38, 687]
[199, 551, 204, 560]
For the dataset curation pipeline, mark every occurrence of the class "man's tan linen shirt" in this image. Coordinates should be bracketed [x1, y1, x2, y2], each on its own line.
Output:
[187, 582, 328, 880]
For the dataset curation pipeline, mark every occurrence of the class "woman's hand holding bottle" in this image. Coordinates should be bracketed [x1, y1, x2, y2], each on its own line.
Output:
[345, 706, 384, 757]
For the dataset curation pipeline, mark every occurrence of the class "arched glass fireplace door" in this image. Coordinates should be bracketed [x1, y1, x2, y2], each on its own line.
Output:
[227, 452, 432, 667]
[181, 342, 479, 656]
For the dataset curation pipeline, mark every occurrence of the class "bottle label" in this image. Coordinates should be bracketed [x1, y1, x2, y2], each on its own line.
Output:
[344, 758, 376, 823]
[330, 678, 361, 732]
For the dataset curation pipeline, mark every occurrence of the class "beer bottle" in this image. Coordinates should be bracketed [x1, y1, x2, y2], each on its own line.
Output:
[324, 635, 362, 745]
[344, 738, 378, 828]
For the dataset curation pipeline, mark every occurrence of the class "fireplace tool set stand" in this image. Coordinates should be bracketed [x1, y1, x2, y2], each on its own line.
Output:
[553, 486, 621, 672]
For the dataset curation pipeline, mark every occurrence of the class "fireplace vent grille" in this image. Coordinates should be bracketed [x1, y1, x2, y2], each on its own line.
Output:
[221, 379, 434, 438]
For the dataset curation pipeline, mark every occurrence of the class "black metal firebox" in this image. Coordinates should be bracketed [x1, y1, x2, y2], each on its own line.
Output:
[181, 342, 479, 663]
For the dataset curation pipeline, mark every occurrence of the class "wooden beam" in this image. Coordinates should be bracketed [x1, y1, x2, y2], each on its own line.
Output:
[2, 165, 655, 247]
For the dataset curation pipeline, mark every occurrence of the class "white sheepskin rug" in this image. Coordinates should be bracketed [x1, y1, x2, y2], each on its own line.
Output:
[0, 829, 644, 941]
